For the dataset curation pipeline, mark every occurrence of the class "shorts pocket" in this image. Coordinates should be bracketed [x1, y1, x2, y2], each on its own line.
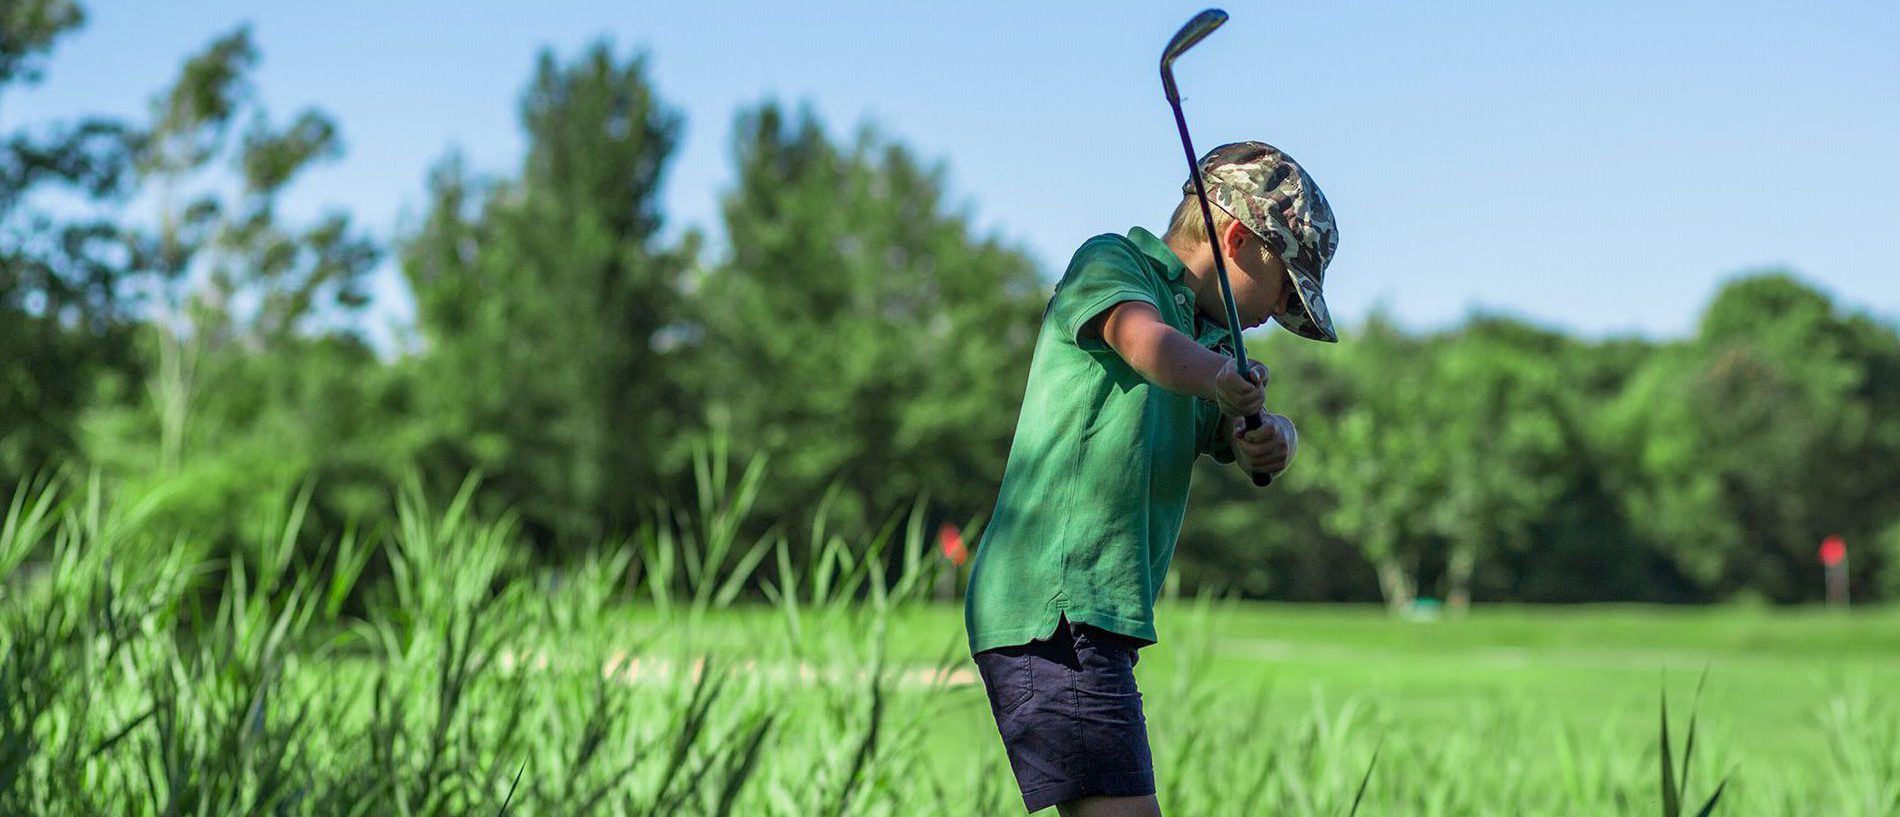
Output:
[975, 649, 1034, 716]
[1070, 625, 1143, 699]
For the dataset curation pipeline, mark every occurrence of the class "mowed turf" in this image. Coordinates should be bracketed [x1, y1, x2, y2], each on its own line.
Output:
[887, 602, 1900, 808]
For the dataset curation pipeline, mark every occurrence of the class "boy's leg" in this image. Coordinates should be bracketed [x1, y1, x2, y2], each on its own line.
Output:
[974, 615, 1156, 813]
[1057, 794, 1163, 817]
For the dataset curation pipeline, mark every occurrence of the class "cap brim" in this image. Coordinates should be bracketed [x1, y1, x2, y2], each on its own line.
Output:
[1274, 264, 1337, 343]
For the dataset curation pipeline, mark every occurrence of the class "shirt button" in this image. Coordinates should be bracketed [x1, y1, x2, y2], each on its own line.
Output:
[1174, 293, 1187, 305]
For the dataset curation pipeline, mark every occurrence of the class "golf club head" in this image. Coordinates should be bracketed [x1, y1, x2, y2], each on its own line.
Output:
[1160, 8, 1228, 101]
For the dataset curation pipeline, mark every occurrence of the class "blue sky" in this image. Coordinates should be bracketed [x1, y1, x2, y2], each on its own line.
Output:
[7, 1, 1897, 353]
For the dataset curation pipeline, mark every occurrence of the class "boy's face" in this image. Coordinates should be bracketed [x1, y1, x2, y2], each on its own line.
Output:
[1206, 220, 1292, 330]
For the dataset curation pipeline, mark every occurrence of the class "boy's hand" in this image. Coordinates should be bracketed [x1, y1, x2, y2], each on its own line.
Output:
[1232, 413, 1297, 477]
[1213, 359, 1268, 419]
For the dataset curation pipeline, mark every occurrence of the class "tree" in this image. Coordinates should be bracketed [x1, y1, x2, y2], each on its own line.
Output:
[0, 0, 84, 86]
[1422, 318, 1572, 613]
[74, 25, 386, 552]
[1293, 314, 1445, 612]
[0, 0, 142, 486]
[689, 102, 1044, 534]
[1601, 273, 1896, 601]
[402, 41, 692, 547]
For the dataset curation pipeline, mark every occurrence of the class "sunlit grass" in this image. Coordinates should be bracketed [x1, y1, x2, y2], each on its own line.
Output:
[2, 450, 1897, 814]
[0, 439, 962, 815]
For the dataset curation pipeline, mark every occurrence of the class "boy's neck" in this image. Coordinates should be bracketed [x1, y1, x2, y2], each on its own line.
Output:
[1162, 235, 1225, 324]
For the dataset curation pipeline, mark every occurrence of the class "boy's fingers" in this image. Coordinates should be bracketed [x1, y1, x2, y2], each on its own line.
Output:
[1235, 426, 1289, 455]
[1235, 419, 1279, 443]
[1220, 371, 1261, 395]
[1241, 438, 1285, 460]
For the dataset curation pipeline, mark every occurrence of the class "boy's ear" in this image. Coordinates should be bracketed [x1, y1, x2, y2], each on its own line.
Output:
[1219, 218, 1250, 259]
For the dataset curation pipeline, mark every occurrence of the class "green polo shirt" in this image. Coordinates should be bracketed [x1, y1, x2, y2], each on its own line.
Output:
[964, 226, 1236, 655]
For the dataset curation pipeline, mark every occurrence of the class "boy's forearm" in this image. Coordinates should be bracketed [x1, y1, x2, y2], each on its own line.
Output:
[1121, 324, 1227, 401]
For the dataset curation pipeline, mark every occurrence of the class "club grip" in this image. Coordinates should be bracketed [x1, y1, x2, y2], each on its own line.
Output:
[1242, 412, 1274, 487]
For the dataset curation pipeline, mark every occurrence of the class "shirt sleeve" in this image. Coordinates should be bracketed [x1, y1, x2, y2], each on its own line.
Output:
[1046, 237, 1163, 352]
[1195, 398, 1236, 464]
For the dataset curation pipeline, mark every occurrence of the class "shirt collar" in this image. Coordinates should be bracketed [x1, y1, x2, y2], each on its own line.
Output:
[1126, 226, 1187, 283]
[1125, 226, 1232, 349]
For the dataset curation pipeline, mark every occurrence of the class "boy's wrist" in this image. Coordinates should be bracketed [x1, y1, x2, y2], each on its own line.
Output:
[1197, 343, 1242, 406]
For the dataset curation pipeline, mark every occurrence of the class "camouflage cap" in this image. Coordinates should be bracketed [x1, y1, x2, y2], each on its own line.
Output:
[1185, 141, 1339, 343]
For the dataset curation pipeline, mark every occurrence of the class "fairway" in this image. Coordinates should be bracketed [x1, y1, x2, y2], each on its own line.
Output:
[885, 601, 1900, 812]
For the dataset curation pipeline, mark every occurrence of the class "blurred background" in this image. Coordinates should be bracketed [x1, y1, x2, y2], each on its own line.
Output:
[7, 0, 1897, 607]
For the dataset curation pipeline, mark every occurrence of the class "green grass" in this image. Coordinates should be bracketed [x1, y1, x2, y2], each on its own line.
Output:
[876, 600, 1900, 814]
[5, 456, 1898, 814]
[580, 597, 1900, 813]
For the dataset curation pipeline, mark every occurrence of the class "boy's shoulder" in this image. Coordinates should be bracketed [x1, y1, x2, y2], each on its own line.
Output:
[1067, 232, 1147, 273]
[1043, 230, 1178, 345]
[1058, 231, 1166, 297]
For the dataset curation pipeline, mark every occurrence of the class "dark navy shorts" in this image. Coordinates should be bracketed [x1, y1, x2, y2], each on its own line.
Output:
[973, 615, 1155, 812]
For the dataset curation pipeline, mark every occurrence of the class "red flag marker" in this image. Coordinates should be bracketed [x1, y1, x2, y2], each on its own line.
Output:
[1819, 535, 1846, 567]
[1820, 535, 1849, 608]
[937, 523, 967, 567]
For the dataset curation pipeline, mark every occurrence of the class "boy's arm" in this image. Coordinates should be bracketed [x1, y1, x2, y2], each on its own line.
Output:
[1087, 300, 1291, 479]
[1087, 301, 1263, 413]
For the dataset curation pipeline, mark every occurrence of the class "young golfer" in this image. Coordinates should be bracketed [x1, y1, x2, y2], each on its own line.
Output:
[963, 141, 1339, 816]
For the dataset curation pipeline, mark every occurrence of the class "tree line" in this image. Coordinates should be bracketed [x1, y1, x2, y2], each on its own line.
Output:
[6, 4, 1899, 607]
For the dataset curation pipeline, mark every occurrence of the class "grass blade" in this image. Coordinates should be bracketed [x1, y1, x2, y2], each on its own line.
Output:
[1681, 666, 1709, 806]
[1661, 684, 1680, 817]
[1691, 777, 1728, 817]
[1347, 740, 1380, 817]
[496, 760, 526, 816]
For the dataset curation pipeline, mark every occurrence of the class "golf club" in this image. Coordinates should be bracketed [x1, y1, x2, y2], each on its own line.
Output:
[1161, 8, 1274, 487]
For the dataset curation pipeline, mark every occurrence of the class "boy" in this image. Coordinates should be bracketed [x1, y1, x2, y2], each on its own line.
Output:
[963, 141, 1339, 816]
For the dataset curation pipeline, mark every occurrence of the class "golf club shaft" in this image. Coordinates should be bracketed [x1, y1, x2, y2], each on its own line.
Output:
[1161, 9, 1273, 487]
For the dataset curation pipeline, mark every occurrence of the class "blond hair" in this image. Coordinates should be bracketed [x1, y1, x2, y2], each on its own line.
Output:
[1162, 193, 1235, 248]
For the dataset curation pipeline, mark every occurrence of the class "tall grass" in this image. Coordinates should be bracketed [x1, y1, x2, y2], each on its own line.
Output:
[3, 452, 1897, 814]
[0, 436, 955, 815]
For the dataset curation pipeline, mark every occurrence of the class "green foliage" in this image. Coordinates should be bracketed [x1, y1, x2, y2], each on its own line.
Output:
[9, 470, 1900, 813]
[1292, 313, 1444, 610]
[1421, 318, 1576, 611]
[1183, 278, 1900, 607]
[690, 102, 1044, 534]
[0, 1, 141, 489]
[1878, 520, 1900, 600]
[0, 0, 84, 86]
[1659, 671, 1729, 817]
[61, 24, 388, 562]
[133, 25, 377, 344]
[8, 2, 1900, 606]
[0, 458, 957, 815]
[1601, 273, 1900, 600]
[402, 41, 693, 547]
[79, 332, 418, 559]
